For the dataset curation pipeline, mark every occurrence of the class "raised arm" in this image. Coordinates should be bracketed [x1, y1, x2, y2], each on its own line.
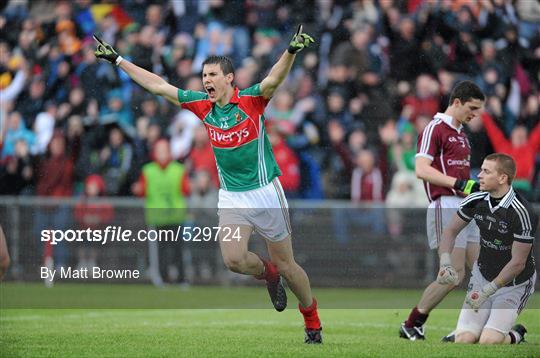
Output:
[93, 35, 180, 105]
[260, 25, 314, 99]
[480, 112, 511, 152]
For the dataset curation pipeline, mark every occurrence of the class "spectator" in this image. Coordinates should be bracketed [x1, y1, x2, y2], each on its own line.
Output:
[325, 120, 354, 199]
[519, 93, 539, 130]
[192, 21, 232, 72]
[481, 112, 540, 199]
[186, 124, 219, 189]
[268, 124, 301, 197]
[73, 175, 114, 270]
[0, 138, 35, 195]
[391, 122, 417, 173]
[169, 108, 199, 161]
[32, 102, 56, 155]
[325, 87, 353, 130]
[381, 2, 430, 82]
[100, 89, 133, 127]
[2, 111, 35, 160]
[132, 139, 189, 285]
[98, 126, 133, 196]
[351, 149, 384, 203]
[265, 89, 296, 134]
[15, 77, 46, 127]
[76, 45, 111, 106]
[188, 170, 220, 282]
[464, 114, 494, 178]
[34, 131, 74, 268]
[402, 74, 440, 125]
[36, 132, 73, 197]
[385, 170, 427, 236]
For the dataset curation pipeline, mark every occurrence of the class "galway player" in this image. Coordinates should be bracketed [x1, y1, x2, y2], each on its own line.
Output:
[438, 153, 536, 344]
[94, 26, 322, 343]
[400, 81, 485, 340]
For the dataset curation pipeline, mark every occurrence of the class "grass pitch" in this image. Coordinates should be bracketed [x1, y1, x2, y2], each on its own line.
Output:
[1, 283, 539, 357]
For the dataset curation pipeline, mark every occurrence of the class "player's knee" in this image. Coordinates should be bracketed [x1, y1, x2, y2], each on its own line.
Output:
[455, 331, 477, 344]
[479, 330, 504, 345]
[273, 259, 295, 276]
[223, 254, 247, 273]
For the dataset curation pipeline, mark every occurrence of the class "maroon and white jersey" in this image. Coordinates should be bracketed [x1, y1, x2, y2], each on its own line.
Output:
[416, 112, 471, 202]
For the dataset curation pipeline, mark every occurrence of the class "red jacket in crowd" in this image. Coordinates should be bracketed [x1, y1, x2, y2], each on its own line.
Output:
[481, 112, 540, 182]
[272, 137, 300, 193]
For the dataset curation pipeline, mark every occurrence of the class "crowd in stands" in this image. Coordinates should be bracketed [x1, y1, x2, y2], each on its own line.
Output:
[1, 0, 539, 203]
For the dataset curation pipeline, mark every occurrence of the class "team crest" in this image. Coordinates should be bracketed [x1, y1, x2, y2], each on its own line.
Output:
[498, 221, 508, 234]
[236, 112, 241, 123]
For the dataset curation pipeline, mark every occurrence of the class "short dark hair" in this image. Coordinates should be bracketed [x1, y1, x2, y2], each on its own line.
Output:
[202, 56, 235, 76]
[485, 153, 516, 184]
[449, 80, 485, 105]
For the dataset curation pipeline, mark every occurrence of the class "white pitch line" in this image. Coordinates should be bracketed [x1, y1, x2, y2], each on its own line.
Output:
[2, 312, 539, 338]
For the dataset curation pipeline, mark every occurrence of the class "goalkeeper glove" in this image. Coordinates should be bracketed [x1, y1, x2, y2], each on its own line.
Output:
[437, 253, 459, 285]
[94, 34, 122, 66]
[465, 281, 499, 311]
[288, 25, 315, 54]
[454, 179, 480, 195]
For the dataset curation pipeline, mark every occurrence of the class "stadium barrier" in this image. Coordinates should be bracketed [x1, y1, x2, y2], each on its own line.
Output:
[1, 196, 538, 289]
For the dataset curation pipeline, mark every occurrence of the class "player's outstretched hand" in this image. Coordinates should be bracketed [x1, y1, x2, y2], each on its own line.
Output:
[465, 281, 498, 311]
[454, 179, 480, 195]
[288, 25, 315, 54]
[93, 34, 120, 65]
[437, 265, 459, 285]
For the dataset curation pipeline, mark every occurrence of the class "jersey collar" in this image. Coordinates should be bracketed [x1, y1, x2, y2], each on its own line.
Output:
[434, 112, 462, 133]
[229, 87, 240, 104]
[484, 187, 515, 212]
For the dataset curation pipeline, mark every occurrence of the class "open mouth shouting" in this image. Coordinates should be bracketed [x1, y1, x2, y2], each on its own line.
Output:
[205, 85, 216, 99]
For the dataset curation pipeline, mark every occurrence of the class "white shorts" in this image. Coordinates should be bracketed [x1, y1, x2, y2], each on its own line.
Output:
[426, 196, 480, 249]
[456, 262, 536, 337]
[217, 178, 291, 242]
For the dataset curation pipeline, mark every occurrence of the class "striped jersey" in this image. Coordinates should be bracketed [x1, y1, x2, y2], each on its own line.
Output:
[416, 112, 472, 202]
[178, 84, 281, 191]
[458, 189, 537, 285]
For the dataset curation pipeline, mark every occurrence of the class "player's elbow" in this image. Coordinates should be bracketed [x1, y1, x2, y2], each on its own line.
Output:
[151, 82, 167, 96]
[510, 260, 526, 274]
[415, 166, 426, 180]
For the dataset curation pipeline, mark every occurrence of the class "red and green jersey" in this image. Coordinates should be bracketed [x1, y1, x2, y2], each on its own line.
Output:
[178, 83, 281, 191]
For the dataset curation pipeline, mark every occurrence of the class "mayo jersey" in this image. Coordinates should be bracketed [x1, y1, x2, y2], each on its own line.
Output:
[178, 84, 281, 191]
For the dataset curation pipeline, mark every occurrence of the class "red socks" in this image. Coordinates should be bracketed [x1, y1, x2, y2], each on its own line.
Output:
[299, 298, 321, 330]
[405, 306, 429, 328]
[254, 256, 278, 282]
[255, 256, 321, 330]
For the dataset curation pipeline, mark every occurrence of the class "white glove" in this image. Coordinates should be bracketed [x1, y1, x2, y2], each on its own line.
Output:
[437, 265, 459, 285]
[437, 253, 459, 285]
[466, 281, 499, 311]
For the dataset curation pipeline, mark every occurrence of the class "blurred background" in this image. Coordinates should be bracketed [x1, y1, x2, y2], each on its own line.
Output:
[0, 0, 538, 288]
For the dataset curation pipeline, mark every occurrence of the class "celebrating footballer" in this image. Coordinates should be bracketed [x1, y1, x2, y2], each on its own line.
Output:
[94, 26, 322, 343]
